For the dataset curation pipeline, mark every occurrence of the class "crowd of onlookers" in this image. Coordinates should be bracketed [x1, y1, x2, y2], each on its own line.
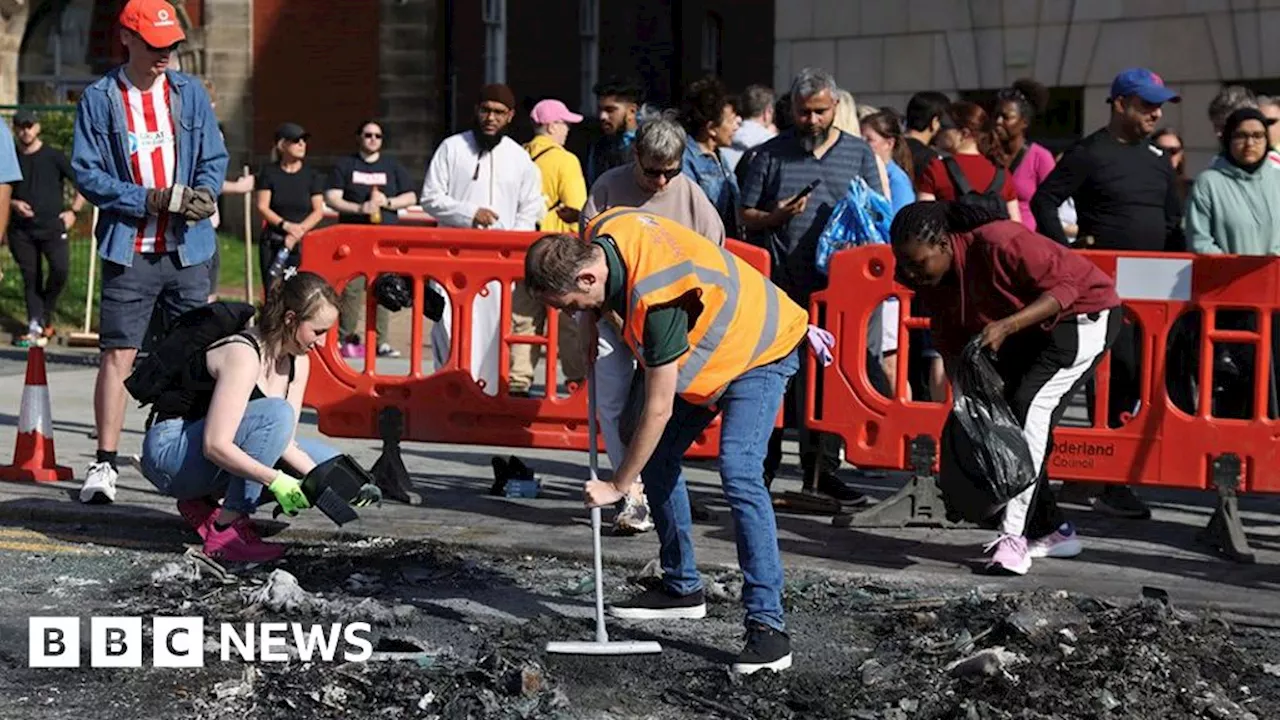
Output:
[3, 0, 1280, 533]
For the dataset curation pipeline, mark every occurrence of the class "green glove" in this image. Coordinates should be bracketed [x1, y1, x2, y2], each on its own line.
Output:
[268, 472, 310, 515]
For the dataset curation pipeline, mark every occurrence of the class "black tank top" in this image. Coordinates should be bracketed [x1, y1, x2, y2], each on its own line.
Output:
[150, 332, 295, 426]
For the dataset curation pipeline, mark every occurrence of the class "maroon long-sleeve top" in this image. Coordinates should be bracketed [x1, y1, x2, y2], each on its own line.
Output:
[914, 220, 1121, 360]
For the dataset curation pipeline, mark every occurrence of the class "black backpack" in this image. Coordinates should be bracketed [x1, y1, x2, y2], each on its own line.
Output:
[942, 155, 1010, 219]
[125, 301, 257, 408]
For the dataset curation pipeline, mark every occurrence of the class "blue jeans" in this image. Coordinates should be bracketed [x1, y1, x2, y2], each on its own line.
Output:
[141, 397, 339, 515]
[646, 349, 799, 631]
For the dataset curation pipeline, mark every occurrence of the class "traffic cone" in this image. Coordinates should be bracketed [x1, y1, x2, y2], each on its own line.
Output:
[0, 348, 73, 483]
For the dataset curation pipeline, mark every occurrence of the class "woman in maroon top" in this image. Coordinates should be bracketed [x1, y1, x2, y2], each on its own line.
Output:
[917, 102, 1021, 223]
[891, 200, 1121, 575]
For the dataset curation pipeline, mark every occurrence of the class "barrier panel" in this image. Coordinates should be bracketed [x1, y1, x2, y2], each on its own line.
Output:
[809, 244, 1280, 562]
[321, 206, 437, 225]
[300, 225, 773, 473]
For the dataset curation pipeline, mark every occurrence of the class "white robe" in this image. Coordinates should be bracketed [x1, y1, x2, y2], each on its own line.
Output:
[419, 132, 545, 393]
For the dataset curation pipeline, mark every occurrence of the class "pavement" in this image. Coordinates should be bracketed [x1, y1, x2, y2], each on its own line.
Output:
[0, 345, 1278, 624]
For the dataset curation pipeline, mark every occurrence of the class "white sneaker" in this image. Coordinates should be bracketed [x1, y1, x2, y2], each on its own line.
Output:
[79, 462, 118, 504]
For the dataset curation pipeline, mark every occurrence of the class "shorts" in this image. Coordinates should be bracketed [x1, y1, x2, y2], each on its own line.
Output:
[100, 252, 211, 350]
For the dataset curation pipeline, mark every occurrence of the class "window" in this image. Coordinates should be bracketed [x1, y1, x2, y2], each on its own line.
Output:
[483, 0, 507, 85]
[701, 13, 722, 76]
[579, 0, 600, 114]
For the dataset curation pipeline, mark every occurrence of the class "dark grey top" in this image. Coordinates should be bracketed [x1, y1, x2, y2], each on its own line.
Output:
[740, 129, 883, 300]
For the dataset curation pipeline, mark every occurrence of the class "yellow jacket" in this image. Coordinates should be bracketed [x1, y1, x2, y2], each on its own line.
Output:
[524, 135, 587, 233]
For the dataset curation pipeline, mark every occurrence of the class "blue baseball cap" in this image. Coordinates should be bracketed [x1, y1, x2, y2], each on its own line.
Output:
[1109, 68, 1180, 105]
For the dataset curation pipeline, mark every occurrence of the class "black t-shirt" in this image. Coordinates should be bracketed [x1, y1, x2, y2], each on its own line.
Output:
[256, 163, 324, 225]
[1029, 128, 1182, 252]
[12, 145, 75, 234]
[906, 136, 938, 186]
[328, 154, 415, 225]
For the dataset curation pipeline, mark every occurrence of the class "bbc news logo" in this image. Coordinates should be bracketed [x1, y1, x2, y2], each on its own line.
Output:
[29, 617, 374, 667]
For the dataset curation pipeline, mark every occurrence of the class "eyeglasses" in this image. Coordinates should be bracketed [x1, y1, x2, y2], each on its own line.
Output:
[363, 132, 382, 139]
[1231, 131, 1268, 144]
[640, 165, 681, 180]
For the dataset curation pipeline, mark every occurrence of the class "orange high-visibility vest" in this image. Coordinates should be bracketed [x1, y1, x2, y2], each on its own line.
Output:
[583, 207, 807, 405]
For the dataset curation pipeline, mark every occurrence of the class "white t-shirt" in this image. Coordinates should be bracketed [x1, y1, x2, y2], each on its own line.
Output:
[118, 74, 177, 253]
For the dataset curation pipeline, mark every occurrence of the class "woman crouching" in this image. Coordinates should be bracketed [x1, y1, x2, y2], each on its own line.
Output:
[141, 272, 342, 562]
[890, 201, 1121, 575]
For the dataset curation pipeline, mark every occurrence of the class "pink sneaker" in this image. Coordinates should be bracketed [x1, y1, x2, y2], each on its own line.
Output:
[340, 342, 365, 359]
[203, 516, 286, 563]
[984, 534, 1031, 575]
[177, 498, 218, 540]
[1028, 523, 1083, 559]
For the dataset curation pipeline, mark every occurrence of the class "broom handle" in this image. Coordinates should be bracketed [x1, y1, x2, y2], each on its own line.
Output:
[242, 165, 253, 303]
[587, 364, 609, 643]
[83, 207, 99, 334]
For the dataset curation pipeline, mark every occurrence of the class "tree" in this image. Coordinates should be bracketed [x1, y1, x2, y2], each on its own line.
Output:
[0, 0, 31, 107]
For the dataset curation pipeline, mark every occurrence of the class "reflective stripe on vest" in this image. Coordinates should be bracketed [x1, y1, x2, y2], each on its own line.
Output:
[584, 208, 806, 404]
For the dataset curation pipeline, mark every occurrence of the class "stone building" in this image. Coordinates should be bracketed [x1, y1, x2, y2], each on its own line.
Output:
[776, 0, 1279, 172]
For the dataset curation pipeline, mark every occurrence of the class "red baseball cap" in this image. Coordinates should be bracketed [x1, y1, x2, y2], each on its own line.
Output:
[120, 0, 186, 48]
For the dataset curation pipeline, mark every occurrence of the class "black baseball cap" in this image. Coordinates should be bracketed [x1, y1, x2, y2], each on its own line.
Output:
[12, 110, 37, 126]
[275, 122, 310, 141]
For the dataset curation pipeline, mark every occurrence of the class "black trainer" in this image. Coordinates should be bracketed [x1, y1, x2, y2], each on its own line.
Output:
[732, 622, 793, 675]
[815, 472, 869, 506]
[608, 586, 706, 620]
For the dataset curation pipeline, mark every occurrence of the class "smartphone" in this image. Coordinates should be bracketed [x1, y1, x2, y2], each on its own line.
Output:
[788, 178, 823, 206]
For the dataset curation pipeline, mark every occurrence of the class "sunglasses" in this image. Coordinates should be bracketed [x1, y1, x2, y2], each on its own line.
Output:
[1157, 144, 1183, 153]
[363, 132, 382, 139]
[144, 40, 181, 54]
[640, 165, 681, 180]
[14, 123, 35, 130]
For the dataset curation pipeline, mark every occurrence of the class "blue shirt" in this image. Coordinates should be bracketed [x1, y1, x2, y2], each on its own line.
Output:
[681, 136, 740, 237]
[0, 123, 21, 184]
[740, 129, 883, 298]
[886, 160, 915, 216]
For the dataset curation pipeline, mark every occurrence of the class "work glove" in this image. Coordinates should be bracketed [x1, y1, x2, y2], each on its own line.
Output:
[181, 187, 218, 222]
[268, 471, 311, 516]
[145, 187, 175, 216]
[806, 325, 835, 367]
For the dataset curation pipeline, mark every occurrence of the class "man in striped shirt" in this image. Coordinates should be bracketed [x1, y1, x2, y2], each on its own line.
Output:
[71, 0, 228, 505]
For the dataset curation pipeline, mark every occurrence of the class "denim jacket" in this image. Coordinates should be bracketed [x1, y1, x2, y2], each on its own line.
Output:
[72, 67, 228, 267]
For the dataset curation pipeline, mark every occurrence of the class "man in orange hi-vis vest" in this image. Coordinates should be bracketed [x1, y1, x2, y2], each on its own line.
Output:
[524, 207, 835, 675]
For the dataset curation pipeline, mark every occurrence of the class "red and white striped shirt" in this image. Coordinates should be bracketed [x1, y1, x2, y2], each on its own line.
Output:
[118, 74, 177, 254]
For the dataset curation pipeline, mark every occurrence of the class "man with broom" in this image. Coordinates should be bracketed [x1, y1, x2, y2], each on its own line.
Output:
[524, 207, 832, 675]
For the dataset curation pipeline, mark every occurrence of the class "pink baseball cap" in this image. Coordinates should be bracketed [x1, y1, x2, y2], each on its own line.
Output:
[530, 99, 583, 125]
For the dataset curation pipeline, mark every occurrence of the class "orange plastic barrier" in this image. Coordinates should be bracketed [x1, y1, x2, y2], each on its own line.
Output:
[300, 225, 772, 460]
[811, 244, 1280, 492]
[809, 244, 1280, 560]
[321, 206, 437, 225]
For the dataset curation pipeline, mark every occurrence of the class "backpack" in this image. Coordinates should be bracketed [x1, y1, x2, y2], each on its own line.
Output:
[941, 155, 1009, 219]
[125, 301, 257, 408]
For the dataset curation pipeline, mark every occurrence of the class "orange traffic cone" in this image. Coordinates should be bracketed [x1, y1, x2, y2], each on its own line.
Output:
[0, 348, 73, 483]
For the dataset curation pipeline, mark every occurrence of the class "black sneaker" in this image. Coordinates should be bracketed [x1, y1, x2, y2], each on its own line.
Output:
[815, 472, 869, 506]
[608, 586, 706, 620]
[1093, 485, 1152, 520]
[732, 622, 793, 675]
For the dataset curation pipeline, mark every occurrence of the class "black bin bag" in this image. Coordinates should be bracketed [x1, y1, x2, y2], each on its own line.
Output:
[938, 337, 1037, 523]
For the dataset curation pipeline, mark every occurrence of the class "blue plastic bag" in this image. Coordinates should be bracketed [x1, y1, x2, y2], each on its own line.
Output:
[815, 177, 894, 274]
